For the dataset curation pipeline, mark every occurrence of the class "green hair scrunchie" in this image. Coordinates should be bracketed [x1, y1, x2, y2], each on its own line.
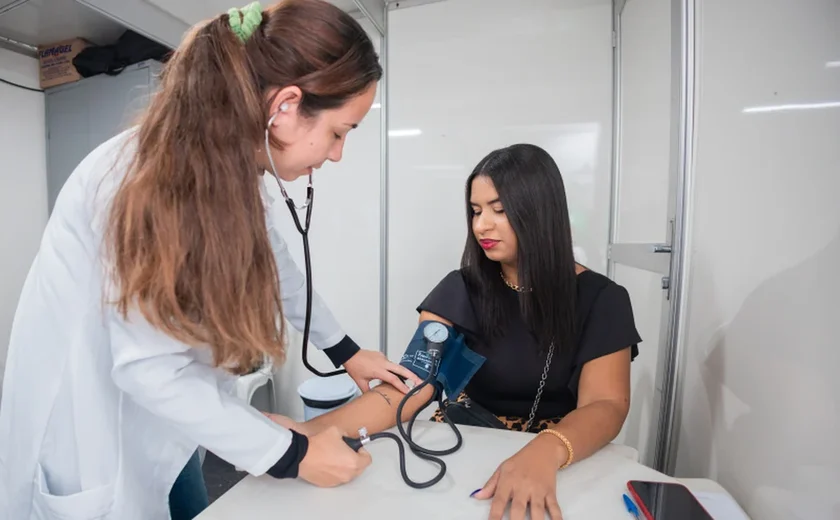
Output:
[228, 2, 263, 42]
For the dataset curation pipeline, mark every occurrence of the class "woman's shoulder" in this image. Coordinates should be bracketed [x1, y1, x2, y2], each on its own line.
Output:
[84, 129, 140, 229]
[577, 268, 624, 296]
[576, 268, 635, 319]
[575, 268, 641, 355]
[416, 269, 480, 333]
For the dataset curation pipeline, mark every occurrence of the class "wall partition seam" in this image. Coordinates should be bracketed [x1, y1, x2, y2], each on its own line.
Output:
[654, 0, 696, 475]
[0, 0, 32, 17]
[353, 0, 389, 356]
[607, 0, 624, 280]
[378, 3, 389, 357]
[0, 34, 37, 56]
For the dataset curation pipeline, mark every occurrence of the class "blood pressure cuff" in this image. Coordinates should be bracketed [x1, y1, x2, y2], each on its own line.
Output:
[399, 321, 486, 399]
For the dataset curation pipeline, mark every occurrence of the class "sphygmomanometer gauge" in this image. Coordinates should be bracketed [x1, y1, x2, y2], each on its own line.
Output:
[422, 322, 449, 344]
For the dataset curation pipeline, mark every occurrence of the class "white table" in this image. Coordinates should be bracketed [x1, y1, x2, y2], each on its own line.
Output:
[196, 422, 729, 519]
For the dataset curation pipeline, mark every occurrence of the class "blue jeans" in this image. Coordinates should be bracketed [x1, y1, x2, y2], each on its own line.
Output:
[168, 450, 209, 520]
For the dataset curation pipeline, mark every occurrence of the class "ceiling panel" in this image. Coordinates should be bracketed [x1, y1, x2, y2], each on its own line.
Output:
[144, 0, 362, 27]
[0, 0, 365, 55]
[0, 0, 126, 48]
[329, 0, 360, 12]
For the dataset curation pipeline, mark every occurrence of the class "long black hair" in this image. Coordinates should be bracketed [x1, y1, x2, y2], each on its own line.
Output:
[461, 144, 578, 355]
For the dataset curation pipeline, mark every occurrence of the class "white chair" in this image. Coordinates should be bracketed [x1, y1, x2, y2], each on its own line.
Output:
[199, 356, 277, 468]
[234, 355, 276, 413]
[225, 356, 276, 472]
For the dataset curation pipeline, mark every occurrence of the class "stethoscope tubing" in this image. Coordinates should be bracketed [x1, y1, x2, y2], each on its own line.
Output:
[264, 113, 462, 488]
[265, 113, 345, 378]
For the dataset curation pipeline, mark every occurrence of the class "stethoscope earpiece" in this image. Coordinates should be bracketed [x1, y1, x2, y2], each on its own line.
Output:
[264, 108, 313, 210]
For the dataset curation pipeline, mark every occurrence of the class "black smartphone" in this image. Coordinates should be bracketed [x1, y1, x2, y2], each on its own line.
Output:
[627, 480, 714, 520]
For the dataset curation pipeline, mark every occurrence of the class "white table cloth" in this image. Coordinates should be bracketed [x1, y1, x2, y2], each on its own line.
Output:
[195, 421, 692, 519]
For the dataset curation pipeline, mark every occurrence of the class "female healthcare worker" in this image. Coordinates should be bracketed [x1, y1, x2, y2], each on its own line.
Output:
[0, 1, 419, 519]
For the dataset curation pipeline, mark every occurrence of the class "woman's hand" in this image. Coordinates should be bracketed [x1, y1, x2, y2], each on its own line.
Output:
[343, 349, 422, 394]
[297, 426, 372, 488]
[472, 435, 566, 520]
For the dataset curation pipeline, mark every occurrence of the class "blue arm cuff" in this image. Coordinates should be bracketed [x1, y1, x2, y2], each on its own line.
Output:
[398, 321, 486, 399]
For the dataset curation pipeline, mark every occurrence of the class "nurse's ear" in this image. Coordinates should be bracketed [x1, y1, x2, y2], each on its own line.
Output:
[266, 85, 304, 127]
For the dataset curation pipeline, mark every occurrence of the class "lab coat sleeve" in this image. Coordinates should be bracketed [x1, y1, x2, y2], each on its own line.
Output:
[265, 211, 348, 351]
[108, 308, 292, 476]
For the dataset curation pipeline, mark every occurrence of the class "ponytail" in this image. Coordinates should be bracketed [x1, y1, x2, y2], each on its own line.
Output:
[106, 0, 381, 373]
[107, 12, 283, 373]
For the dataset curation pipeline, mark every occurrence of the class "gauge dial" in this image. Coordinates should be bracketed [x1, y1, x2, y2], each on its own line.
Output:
[423, 322, 449, 343]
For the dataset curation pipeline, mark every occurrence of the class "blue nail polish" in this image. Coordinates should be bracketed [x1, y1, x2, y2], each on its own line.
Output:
[470, 489, 481, 497]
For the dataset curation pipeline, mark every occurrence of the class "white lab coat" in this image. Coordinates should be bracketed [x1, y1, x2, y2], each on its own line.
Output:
[0, 129, 348, 520]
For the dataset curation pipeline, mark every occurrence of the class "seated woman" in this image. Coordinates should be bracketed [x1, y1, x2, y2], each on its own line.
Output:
[282, 143, 640, 520]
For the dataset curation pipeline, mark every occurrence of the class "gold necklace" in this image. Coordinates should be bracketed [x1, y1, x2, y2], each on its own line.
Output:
[500, 271, 531, 292]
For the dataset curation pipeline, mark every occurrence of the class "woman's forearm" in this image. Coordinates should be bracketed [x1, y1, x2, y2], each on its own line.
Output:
[304, 383, 436, 436]
[306, 312, 452, 437]
[536, 398, 629, 467]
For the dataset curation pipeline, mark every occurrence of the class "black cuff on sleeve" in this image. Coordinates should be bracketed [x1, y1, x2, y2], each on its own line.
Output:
[266, 430, 309, 479]
[323, 335, 361, 368]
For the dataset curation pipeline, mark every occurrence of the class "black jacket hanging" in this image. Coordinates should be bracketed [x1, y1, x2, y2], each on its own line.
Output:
[72, 30, 171, 78]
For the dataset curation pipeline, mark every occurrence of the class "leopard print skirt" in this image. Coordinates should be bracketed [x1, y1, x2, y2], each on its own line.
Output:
[430, 392, 562, 433]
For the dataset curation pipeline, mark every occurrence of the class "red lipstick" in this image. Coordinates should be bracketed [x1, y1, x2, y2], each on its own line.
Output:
[479, 239, 500, 250]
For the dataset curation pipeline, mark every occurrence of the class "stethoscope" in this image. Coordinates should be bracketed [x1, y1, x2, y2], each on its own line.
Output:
[265, 109, 463, 488]
[265, 108, 345, 378]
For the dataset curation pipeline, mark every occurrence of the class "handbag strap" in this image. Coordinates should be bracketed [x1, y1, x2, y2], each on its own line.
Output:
[524, 342, 555, 432]
[523, 271, 612, 431]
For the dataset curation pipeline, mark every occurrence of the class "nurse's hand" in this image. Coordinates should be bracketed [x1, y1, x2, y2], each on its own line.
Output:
[298, 426, 372, 487]
[343, 350, 422, 394]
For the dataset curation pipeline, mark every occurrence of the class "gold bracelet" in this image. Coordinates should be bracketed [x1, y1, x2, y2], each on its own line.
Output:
[537, 429, 574, 469]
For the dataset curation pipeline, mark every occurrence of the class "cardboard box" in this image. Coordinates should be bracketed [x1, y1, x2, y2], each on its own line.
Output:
[38, 38, 89, 89]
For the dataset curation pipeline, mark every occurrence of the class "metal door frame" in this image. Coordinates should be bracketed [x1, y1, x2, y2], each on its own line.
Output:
[352, 0, 390, 357]
[607, 0, 696, 475]
[358, 0, 447, 359]
[362, 0, 698, 474]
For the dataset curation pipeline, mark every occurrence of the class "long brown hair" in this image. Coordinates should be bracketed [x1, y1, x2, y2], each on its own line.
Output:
[106, 0, 382, 374]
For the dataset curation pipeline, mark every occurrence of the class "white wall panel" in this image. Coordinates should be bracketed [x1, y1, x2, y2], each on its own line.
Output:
[611, 265, 663, 464]
[267, 19, 383, 419]
[611, 0, 672, 464]
[674, 0, 840, 518]
[0, 49, 48, 398]
[386, 0, 613, 358]
[615, 0, 672, 244]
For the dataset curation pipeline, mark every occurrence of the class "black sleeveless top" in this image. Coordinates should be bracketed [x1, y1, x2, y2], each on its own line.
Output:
[417, 269, 641, 421]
